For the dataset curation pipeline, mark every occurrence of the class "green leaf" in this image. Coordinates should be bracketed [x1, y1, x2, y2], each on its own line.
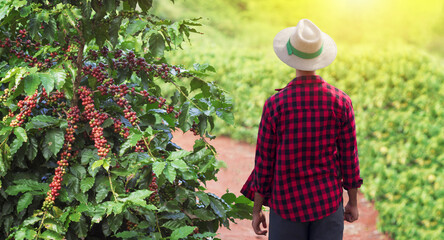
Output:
[195, 191, 210, 206]
[12, 0, 27, 10]
[95, 184, 109, 203]
[128, 131, 143, 146]
[190, 78, 205, 92]
[94, 22, 109, 47]
[49, 67, 67, 90]
[168, 150, 191, 160]
[216, 110, 234, 125]
[104, 0, 117, 12]
[108, 214, 123, 233]
[44, 129, 64, 156]
[127, 189, 153, 206]
[40, 230, 62, 240]
[14, 127, 27, 142]
[23, 74, 41, 96]
[14, 227, 28, 240]
[71, 165, 87, 179]
[2, 215, 13, 235]
[152, 161, 166, 176]
[170, 226, 196, 240]
[81, 149, 98, 165]
[17, 192, 33, 213]
[90, 205, 106, 223]
[91, 159, 104, 170]
[26, 228, 37, 239]
[162, 220, 186, 230]
[10, 137, 24, 155]
[69, 212, 81, 222]
[178, 102, 190, 132]
[193, 63, 216, 73]
[149, 33, 165, 57]
[5, 179, 49, 195]
[19, 4, 32, 17]
[164, 164, 176, 183]
[42, 143, 53, 160]
[209, 196, 228, 218]
[40, 73, 55, 93]
[109, 17, 122, 47]
[72, 216, 88, 238]
[171, 159, 188, 171]
[42, 218, 65, 234]
[80, 177, 95, 193]
[1, 67, 27, 85]
[138, 0, 153, 11]
[222, 192, 237, 205]
[0, 4, 13, 22]
[26, 115, 62, 130]
[174, 187, 188, 203]
[126, 19, 147, 35]
[28, 17, 41, 38]
[193, 208, 217, 221]
[179, 86, 188, 103]
[120, 131, 142, 155]
[0, 143, 11, 176]
[62, 62, 76, 84]
[25, 137, 38, 162]
[114, 231, 139, 238]
[43, 18, 57, 43]
[23, 216, 41, 226]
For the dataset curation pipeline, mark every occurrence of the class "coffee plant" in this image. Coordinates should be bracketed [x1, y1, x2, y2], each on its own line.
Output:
[0, 0, 252, 239]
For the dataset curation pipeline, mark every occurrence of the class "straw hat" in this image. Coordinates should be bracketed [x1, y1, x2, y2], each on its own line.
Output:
[273, 19, 337, 71]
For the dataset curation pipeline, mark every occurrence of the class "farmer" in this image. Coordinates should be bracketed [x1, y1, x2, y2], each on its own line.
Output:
[241, 19, 363, 240]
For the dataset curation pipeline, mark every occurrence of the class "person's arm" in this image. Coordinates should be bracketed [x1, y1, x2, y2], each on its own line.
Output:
[252, 192, 267, 235]
[250, 100, 276, 235]
[252, 100, 277, 199]
[338, 101, 363, 222]
[344, 188, 359, 222]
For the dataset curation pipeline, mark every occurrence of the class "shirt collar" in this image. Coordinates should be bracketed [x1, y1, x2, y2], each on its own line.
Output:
[275, 75, 325, 91]
[288, 75, 325, 86]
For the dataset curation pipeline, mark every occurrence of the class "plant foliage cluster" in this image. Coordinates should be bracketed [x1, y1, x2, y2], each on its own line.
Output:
[0, 0, 251, 239]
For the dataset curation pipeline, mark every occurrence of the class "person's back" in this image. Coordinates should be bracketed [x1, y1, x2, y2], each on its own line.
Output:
[241, 19, 363, 240]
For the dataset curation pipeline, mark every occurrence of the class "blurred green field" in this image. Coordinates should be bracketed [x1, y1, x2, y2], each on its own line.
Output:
[156, 0, 444, 239]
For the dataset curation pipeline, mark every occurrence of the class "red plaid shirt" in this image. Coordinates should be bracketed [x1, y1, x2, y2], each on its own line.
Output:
[241, 75, 363, 222]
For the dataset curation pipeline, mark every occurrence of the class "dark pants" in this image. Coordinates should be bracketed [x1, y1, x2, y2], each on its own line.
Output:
[269, 202, 344, 240]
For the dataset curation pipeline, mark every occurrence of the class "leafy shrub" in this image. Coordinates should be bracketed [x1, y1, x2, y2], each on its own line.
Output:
[0, 1, 251, 239]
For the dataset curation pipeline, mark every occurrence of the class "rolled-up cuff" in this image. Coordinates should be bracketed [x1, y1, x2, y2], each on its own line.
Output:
[241, 171, 271, 206]
[343, 178, 363, 190]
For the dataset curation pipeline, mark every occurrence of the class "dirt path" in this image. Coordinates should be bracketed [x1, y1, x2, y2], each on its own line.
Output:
[173, 132, 390, 240]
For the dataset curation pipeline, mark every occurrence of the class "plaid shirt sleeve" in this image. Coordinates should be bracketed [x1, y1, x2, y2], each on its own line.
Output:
[247, 98, 277, 202]
[338, 100, 363, 190]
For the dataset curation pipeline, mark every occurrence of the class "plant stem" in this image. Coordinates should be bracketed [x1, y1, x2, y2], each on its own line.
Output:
[71, 41, 84, 107]
[107, 169, 118, 202]
[155, 212, 163, 238]
[70, 14, 86, 108]
[135, 124, 155, 159]
[34, 211, 47, 240]
[168, 78, 205, 112]
[0, 133, 11, 149]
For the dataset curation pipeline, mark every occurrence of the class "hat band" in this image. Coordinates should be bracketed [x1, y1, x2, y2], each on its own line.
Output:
[287, 39, 323, 59]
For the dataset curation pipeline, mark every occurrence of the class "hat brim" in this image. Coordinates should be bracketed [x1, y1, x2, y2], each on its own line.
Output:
[273, 27, 337, 71]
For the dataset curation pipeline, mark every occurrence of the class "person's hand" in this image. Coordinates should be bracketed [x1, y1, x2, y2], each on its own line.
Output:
[252, 210, 268, 235]
[344, 202, 359, 222]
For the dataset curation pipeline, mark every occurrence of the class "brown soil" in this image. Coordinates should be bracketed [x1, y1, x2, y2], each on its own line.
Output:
[172, 131, 391, 240]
